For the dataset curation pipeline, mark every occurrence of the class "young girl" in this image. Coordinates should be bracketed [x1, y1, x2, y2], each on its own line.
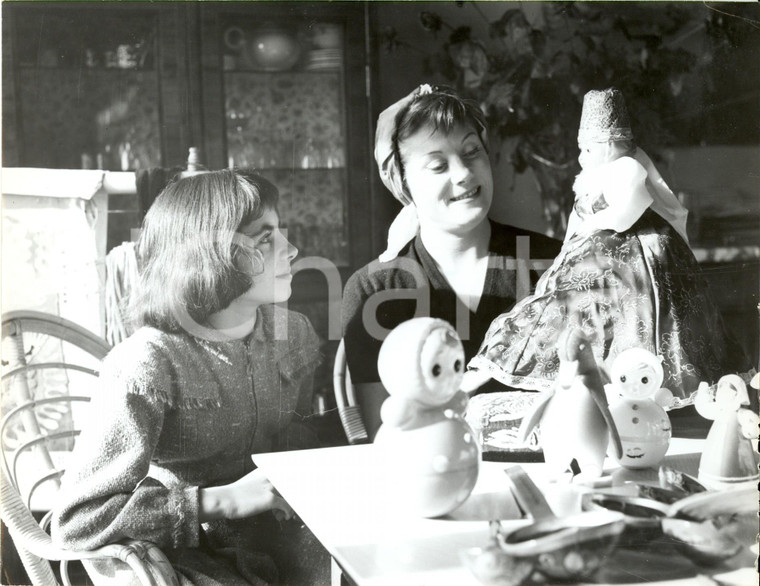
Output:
[467, 88, 748, 404]
[52, 170, 329, 585]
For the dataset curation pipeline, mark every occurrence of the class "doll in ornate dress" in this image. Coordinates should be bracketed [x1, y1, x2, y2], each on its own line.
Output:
[467, 88, 748, 404]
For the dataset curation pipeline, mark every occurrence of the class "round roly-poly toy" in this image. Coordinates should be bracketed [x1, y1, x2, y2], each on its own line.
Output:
[606, 348, 672, 469]
[375, 317, 480, 517]
[695, 374, 760, 489]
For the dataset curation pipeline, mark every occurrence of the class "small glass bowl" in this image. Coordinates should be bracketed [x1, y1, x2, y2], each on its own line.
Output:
[465, 511, 626, 584]
[499, 511, 626, 581]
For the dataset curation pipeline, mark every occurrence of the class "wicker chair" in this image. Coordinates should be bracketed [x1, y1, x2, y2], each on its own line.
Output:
[1, 310, 178, 586]
[332, 339, 370, 445]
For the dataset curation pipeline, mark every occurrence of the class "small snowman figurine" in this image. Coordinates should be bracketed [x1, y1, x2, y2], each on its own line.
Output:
[375, 317, 480, 517]
[695, 374, 760, 490]
[606, 348, 673, 469]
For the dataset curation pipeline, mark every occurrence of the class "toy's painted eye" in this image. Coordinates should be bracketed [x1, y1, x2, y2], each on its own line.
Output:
[432, 364, 441, 377]
[642, 377, 649, 384]
[454, 359, 462, 372]
[620, 375, 627, 383]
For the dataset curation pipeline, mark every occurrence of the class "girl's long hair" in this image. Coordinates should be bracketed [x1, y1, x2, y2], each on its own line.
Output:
[130, 169, 278, 332]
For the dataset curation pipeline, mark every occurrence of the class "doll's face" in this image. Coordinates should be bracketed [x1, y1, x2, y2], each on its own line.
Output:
[417, 327, 465, 405]
[578, 140, 610, 170]
[611, 353, 663, 399]
[715, 378, 744, 412]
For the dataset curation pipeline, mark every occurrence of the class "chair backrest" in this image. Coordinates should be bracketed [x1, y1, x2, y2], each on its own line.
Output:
[332, 339, 369, 445]
[1, 311, 110, 509]
[1, 311, 178, 586]
[104, 241, 140, 346]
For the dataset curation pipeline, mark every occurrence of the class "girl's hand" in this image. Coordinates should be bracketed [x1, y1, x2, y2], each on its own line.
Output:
[199, 469, 294, 522]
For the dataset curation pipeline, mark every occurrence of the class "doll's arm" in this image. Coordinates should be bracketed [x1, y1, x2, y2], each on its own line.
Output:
[737, 408, 760, 439]
[441, 390, 469, 416]
[654, 387, 674, 408]
[586, 158, 653, 234]
[461, 369, 492, 395]
[694, 382, 719, 420]
[564, 207, 583, 241]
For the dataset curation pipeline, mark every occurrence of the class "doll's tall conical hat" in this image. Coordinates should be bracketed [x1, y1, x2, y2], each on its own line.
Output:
[578, 88, 634, 143]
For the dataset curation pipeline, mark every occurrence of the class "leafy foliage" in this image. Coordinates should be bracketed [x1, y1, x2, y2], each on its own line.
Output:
[402, 1, 759, 235]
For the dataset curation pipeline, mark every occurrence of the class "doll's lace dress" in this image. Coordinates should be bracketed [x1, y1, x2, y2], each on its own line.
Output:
[469, 189, 747, 405]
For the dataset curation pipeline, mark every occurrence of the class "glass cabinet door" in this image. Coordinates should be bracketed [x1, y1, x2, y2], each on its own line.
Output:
[3, 4, 163, 170]
[223, 40, 348, 264]
[200, 3, 371, 272]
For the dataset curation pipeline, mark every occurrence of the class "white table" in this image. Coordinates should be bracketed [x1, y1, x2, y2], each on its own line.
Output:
[253, 439, 756, 586]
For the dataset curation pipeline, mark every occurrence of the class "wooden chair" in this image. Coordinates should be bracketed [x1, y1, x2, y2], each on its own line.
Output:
[1, 310, 178, 586]
[332, 339, 369, 445]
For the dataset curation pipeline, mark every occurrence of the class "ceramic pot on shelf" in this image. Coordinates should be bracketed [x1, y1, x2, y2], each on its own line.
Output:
[310, 23, 342, 49]
[225, 25, 301, 72]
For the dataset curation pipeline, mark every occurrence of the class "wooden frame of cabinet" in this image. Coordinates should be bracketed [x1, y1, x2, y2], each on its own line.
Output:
[2, 1, 192, 170]
[3, 2, 376, 287]
[194, 2, 373, 310]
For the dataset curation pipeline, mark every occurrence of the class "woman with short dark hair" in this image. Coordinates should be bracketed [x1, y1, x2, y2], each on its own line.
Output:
[341, 85, 561, 437]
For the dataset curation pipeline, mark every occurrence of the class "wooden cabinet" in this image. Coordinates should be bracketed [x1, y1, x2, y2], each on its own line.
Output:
[2, 2, 192, 171]
[2, 2, 375, 396]
[196, 1, 373, 276]
[2, 0, 375, 361]
[2, 1, 374, 278]
[192, 2, 373, 347]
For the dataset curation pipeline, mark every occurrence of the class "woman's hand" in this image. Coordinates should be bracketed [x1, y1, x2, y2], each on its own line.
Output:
[199, 469, 294, 522]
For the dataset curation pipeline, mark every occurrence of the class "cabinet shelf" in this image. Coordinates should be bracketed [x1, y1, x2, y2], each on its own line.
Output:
[223, 67, 342, 74]
[17, 65, 155, 73]
[4, 0, 371, 271]
[239, 166, 346, 172]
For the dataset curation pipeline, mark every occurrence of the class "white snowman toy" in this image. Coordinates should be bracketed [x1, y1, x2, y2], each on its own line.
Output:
[375, 317, 480, 517]
[605, 348, 673, 469]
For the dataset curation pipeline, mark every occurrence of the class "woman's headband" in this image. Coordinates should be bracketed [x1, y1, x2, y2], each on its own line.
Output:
[374, 84, 493, 261]
[374, 84, 435, 204]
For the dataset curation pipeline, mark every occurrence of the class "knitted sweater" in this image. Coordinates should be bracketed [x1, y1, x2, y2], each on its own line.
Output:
[51, 305, 321, 582]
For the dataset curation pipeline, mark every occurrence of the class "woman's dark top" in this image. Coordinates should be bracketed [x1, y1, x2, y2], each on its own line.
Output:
[341, 220, 561, 384]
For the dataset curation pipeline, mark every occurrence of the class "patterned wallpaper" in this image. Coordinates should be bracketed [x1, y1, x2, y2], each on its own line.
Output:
[225, 71, 348, 265]
[9, 61, 350, 265]
[259, 168, 348, 266]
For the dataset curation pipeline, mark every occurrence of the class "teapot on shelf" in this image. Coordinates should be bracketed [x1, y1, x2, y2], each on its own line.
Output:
[224, 25, 301, 72]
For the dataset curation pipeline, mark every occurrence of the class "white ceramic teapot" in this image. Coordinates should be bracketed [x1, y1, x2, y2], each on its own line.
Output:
[224, 25, 301, 72]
